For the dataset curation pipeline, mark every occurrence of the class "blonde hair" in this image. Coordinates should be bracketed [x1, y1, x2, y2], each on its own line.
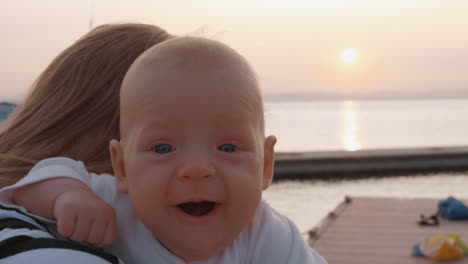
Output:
[0, 23, 171, 187]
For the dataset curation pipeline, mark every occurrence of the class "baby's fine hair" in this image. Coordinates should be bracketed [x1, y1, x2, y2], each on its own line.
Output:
[120, 36, 265, 137]
[0, 23, 171, 187]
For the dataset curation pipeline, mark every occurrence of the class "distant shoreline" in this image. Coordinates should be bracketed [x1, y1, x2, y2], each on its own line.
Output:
[2, 95, 468, 104]
[264, 94, 468, 102]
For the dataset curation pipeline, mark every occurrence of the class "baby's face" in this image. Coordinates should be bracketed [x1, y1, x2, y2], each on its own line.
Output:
[111, 43, 276, 261]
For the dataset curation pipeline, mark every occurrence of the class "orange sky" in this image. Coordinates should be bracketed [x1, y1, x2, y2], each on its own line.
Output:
[2, 0, 468, 101]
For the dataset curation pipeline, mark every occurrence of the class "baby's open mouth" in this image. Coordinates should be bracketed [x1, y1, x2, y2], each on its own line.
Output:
[177, 201, 216, 216]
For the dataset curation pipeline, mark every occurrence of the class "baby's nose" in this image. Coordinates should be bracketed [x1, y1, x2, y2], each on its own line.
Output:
[176, 156, 215, 181]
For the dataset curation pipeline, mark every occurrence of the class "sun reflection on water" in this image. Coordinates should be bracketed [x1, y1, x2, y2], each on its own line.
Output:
[341, 101, 361, 151]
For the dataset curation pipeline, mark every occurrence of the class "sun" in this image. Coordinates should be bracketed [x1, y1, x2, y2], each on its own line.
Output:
[340, 48, 359, 65]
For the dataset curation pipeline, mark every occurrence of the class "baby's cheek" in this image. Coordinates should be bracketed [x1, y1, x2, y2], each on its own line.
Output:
[229, 182, 262, 232]
[230, 169, 263, 202]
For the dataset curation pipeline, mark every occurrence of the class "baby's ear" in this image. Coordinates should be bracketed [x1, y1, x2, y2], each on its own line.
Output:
[262, 135, 277, 190]
[109, 140, 128, 193]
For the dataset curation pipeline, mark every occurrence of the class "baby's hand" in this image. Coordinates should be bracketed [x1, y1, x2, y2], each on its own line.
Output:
[53, 189, 117, 248]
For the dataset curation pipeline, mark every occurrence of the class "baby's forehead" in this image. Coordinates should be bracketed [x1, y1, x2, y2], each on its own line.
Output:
[120, 37, 264, 137]
[123, 37, 259, 98]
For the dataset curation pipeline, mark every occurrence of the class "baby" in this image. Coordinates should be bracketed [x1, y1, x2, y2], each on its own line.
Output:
[1, 37, 326, 263]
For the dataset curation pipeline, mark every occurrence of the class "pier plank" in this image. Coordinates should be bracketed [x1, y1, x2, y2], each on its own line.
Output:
[310, 197, 468, 264]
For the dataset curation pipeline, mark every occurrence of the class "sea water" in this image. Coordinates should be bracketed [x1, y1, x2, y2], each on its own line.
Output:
[263, 99, 468, 233]
[265, 99, 468, 152]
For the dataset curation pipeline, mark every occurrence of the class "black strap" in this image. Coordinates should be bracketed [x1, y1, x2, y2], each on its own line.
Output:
[0, 203, 49, 230]
[0, 235, 119, 263]
[0, 217, 42, 231]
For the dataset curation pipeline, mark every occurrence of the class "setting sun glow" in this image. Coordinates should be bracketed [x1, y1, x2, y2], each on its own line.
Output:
[341, 48, 359, 65]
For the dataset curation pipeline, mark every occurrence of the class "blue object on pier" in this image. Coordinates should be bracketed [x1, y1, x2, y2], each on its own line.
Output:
[438, 197, 468, 220]
[412, 244, 425, 257]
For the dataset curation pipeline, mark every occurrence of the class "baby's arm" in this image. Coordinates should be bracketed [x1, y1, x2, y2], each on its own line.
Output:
[13, 178, 91, 219]
[12, 178, 117, 247]
[0, 158, 117, 247]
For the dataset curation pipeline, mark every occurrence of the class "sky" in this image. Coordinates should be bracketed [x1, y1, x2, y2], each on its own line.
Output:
[2, 0, 468, 102]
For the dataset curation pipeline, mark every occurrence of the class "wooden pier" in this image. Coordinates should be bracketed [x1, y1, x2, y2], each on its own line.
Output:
[274, 146, 468, 179]
[309, 197, 468, 264]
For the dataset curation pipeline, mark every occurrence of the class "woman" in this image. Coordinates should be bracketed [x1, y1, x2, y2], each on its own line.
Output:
[0, 23, 171, 263]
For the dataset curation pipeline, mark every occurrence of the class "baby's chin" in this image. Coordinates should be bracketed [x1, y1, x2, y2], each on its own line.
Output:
[159, 234, 234, 261]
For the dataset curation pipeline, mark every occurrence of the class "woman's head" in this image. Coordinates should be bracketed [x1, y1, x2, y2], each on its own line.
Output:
[0, 23, 171, 187]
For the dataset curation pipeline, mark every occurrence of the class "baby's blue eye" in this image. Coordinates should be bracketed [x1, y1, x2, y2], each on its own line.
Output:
[218, 144, 236, 153]
[153, 144, 175, 154]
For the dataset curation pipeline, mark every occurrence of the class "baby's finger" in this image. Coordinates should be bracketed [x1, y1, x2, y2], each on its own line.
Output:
[100, 218, 117, 247]
[57, 214, 76, 238]
[87, 220, 106, 247]
[69, 216, 92, 242]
